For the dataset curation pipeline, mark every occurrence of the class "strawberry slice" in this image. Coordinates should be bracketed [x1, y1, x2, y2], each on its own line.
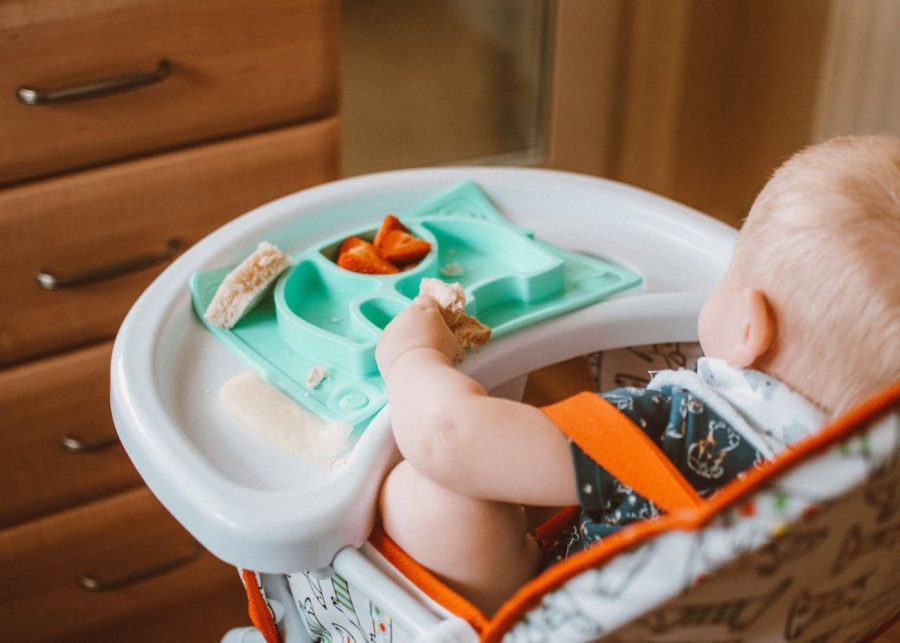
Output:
[379, 229, 432, 266]
[373, 214, 409, 252]
[337, 236, 399, 274]
[338, 236, 366, 254]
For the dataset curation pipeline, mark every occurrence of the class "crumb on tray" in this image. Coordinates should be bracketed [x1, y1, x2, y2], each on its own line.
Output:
[439, 261, 464, 277]
[306, 364, 328, 389]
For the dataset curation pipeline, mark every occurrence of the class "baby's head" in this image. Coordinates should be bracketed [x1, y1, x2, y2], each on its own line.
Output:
[699, 135, 900, 415]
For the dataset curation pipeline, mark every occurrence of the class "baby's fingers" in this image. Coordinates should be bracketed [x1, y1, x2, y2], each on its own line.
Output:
[411, 294, 438, 310]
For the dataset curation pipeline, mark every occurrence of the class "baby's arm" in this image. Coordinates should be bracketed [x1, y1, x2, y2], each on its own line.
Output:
[376, 296, 578, 507]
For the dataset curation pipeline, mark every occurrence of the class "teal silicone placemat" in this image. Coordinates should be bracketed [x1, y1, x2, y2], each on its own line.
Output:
[190, 182, 641, 429]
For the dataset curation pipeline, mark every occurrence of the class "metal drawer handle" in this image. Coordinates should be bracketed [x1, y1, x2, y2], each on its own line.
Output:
[77, 539, 203, 592]
[17, 59, 171, 105]
[59, 432, 119, 453]
[35, 237, 183, 290]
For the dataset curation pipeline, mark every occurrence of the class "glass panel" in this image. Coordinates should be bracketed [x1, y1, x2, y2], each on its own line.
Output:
[341, 0, 553, 176]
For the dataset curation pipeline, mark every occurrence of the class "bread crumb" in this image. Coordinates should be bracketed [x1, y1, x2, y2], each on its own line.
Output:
[204, 242, 291, 329]
[306, 364, 328, 389]
[439, 261, 464, 277]
[420, 278, 466, 325]
[451, 314, 491, 360]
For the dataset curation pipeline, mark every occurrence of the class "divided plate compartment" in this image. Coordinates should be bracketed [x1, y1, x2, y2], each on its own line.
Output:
[190, 182, 642, 431]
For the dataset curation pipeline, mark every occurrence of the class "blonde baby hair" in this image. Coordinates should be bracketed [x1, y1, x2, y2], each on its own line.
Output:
[731, 135, 900, 415]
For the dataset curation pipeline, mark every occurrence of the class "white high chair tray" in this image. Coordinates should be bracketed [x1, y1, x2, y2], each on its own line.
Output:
[111, 167, 737, 573]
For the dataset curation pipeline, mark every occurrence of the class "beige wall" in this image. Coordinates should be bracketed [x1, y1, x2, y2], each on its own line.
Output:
[814, 0, 900, 141]
[549, 0, 899, 227]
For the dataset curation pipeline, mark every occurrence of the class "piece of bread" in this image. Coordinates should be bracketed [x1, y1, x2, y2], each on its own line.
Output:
[204, 241, 291, 329]
[219, 370, 350, 463]
[418, 277, 491, 362]
[419, 277, 466, 325]
[452, 314, 492, 358]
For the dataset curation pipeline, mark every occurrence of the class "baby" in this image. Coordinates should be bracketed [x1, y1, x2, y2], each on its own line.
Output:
[375, 136, 900, 615]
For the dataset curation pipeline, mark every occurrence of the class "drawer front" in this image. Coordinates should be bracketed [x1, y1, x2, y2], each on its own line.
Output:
[0, 341, 140, 528]
[0, 116, 339, 366]
[0, 488, 247, 642]
[0, 0, 338, 185]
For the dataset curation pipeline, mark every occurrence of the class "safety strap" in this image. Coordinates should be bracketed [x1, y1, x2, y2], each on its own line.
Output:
[241, 569, 281, 643]
[542, 391, 704, 515]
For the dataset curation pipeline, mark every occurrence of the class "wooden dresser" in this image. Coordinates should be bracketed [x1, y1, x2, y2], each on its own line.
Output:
[0, 0, 340, 640]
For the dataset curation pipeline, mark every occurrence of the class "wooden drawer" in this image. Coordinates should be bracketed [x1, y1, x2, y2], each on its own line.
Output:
[0, 341, 141, 528]
[0, 116, 339, 366]
[0, 0, 338, 186]
[0, 487, 247, 642]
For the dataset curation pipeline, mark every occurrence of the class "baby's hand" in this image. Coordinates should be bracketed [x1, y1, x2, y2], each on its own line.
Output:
[376, 296, 458, 375]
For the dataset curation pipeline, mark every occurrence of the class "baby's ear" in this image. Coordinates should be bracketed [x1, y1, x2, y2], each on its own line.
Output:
[727, 289, 775, 369]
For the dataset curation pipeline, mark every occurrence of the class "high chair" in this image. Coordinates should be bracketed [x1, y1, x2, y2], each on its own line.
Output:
[111, 168, 899, 642]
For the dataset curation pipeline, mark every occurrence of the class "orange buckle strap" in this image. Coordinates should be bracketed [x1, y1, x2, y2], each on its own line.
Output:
[542, 391, 704, 515]
[241, 569, 281, 643]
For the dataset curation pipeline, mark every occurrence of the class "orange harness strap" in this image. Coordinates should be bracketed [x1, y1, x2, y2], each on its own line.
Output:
[241, 569, 281, 643]
[542, 391, 704, 515]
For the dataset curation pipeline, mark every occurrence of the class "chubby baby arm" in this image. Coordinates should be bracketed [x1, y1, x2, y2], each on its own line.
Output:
[376, 296, 578, 507]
